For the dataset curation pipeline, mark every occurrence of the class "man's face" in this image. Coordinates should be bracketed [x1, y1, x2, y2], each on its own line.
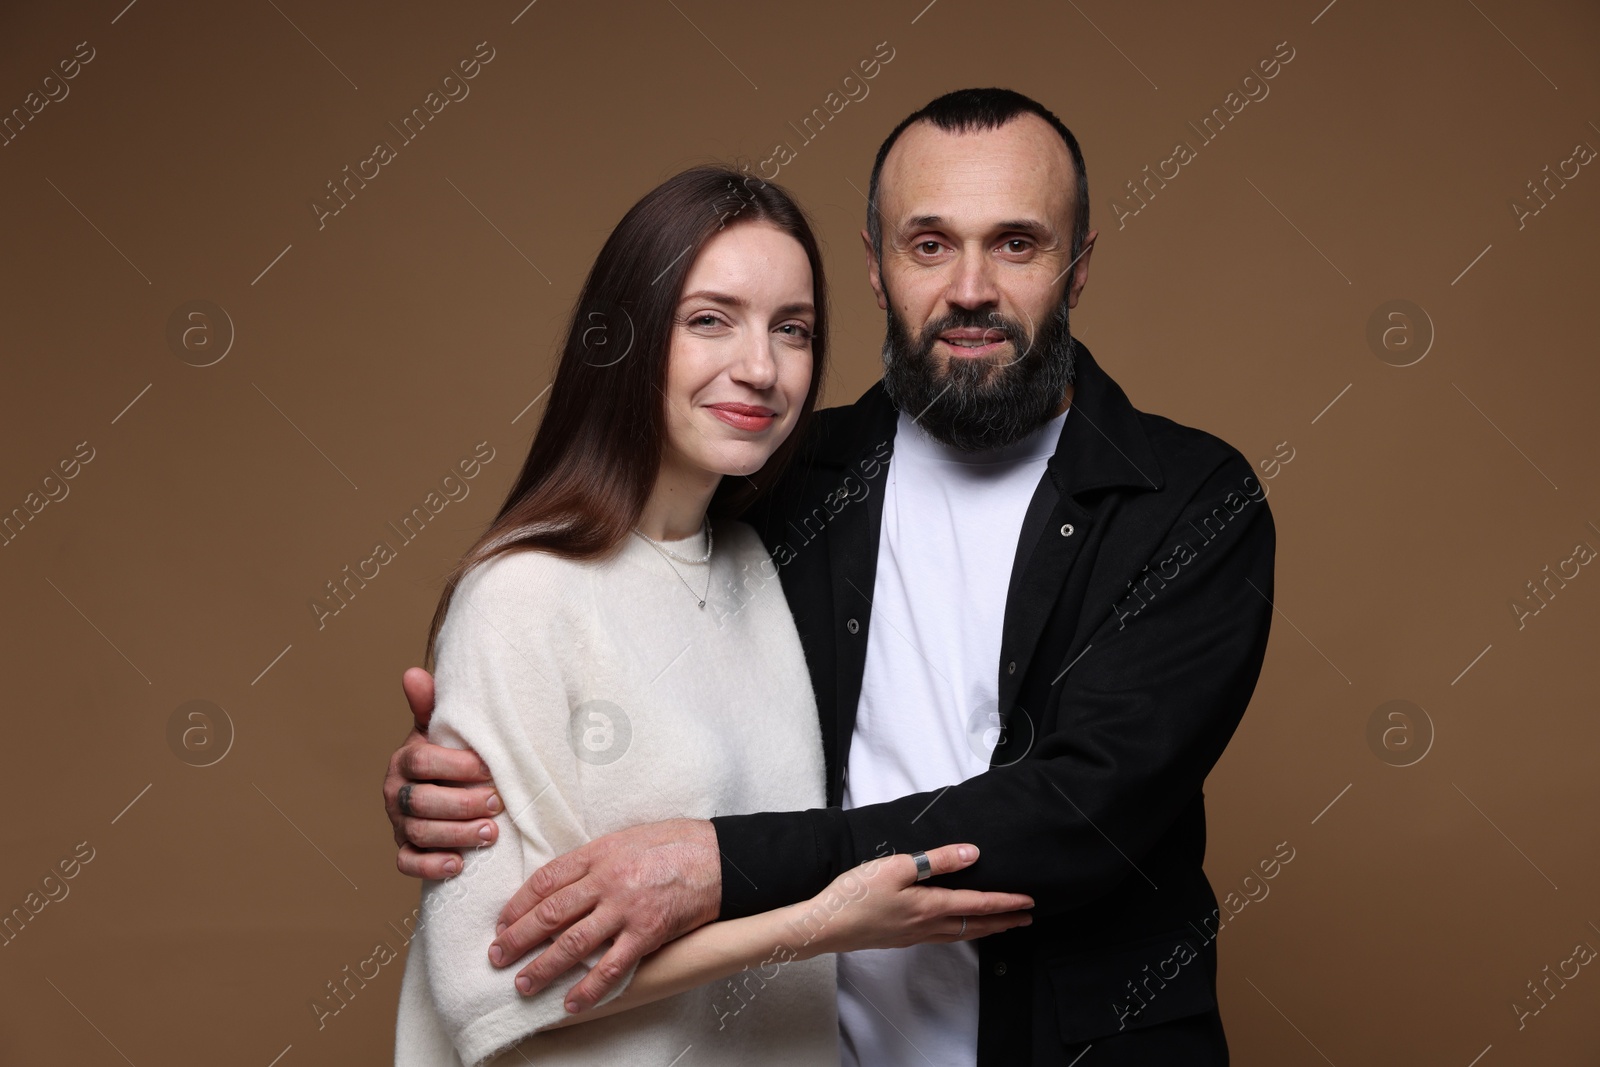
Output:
[865, 113, 1096, 451]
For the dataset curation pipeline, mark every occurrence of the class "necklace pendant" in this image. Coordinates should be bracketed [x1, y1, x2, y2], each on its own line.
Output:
[698, 600, 706, 609]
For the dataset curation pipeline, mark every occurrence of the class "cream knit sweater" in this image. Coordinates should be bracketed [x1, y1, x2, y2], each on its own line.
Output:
[394, 518, 838, 1066]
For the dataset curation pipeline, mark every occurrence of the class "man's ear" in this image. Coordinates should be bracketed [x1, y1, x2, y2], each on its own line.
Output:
[1066, 228, 1098, 310]
[861, 229, 887, 311]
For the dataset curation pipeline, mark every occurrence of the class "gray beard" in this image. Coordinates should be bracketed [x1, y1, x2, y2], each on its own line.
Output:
[879, 288, 1076, 452]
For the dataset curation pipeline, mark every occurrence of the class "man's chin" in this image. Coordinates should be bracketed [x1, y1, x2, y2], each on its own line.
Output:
[927, 358, 1011, 391]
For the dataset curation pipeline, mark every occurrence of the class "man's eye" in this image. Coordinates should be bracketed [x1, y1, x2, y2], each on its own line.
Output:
[1003, 239, 1030, 253]
[917, 241, 942, 255]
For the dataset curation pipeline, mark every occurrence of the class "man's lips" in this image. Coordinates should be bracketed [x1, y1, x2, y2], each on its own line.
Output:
[707, 402, 778, 431]
[937, 331, 1011, 358]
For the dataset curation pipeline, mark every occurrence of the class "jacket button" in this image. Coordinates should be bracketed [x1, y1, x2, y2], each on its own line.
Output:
[1060, 523, 1074, 537]
[846, 618, 860, 634]
[994, 961, 1007, 976]
[1007, 661, 1017, 675]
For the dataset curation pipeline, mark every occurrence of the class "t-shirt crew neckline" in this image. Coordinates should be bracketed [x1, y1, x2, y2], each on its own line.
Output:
[895, 405, 1070, 466]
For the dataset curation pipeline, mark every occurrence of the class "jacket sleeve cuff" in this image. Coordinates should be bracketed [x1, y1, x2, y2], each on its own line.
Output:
[710, 807, 854, 920]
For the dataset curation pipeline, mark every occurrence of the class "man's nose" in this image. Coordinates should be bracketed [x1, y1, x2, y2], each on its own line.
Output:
[945, 246, 1001, 310]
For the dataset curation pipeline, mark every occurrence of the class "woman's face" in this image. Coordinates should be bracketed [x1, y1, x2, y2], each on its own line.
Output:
[661, 221, 816, 480]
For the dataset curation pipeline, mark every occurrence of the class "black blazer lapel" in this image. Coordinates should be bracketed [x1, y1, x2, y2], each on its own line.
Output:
[997, 341, 1164, 737]
[821, 387, 898, 803]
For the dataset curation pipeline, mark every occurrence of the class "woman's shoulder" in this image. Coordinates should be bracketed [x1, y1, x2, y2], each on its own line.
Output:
[450, 543, 603, 614]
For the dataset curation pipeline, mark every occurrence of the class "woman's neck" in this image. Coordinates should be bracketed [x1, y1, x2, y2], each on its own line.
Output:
[637, 456, 720, 541]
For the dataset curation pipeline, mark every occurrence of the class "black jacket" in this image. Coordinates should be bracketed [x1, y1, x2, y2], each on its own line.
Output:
[711, 338, 1275, 1061]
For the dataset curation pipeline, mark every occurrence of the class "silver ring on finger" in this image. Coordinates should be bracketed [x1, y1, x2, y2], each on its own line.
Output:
[911, 850, 932, 882]
[398, 783, 415, 818]
[958, 916, 968, 938]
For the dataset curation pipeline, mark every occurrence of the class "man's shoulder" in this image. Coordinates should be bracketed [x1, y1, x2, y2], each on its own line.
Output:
[804, 380, 895, 464]
[1134, 410, 1255, 488]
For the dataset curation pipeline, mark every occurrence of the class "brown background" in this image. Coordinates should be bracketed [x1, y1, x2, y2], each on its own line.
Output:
[2, 0, 1598, 1063]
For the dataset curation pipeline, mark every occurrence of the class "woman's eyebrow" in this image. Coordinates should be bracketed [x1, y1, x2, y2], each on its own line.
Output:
[678, 289, 744, 307]
[678, 290, 814, 317]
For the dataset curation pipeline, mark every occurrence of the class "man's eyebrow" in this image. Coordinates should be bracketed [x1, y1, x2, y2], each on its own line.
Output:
[678, 290, 815, 317]
[994, 218, 1055, 236]
[899, 215, 1057, 236]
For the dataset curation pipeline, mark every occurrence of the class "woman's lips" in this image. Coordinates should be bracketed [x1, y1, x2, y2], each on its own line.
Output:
[707, 403, 777, 431]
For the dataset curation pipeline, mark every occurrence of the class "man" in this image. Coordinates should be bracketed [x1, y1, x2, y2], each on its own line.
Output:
[385, 88, 1275, 1064]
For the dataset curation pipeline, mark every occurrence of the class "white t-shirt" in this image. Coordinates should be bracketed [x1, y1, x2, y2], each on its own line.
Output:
[838, 405, 1070, 1067]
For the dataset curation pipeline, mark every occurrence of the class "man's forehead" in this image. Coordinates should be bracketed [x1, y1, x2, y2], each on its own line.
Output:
[879, 114, 1074, 229]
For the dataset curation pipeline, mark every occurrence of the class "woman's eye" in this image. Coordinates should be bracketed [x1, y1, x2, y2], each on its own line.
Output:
[688, 314, 723, 328]
[777, 323, 812, 340]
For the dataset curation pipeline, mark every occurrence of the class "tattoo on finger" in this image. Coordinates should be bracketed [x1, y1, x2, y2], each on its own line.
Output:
[398, 782, 415, 818]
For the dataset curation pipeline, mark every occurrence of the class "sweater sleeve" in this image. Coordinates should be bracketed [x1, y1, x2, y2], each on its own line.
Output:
[415, 552, 639, 1066]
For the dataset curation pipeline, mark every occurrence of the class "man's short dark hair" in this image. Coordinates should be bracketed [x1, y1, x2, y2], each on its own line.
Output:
[866, 87, 1089, 267]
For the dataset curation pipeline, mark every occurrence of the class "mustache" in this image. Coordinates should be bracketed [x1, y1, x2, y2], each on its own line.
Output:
[916, 308, 1040, 361]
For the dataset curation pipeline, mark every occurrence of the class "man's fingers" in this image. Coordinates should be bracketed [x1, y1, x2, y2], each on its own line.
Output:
[395, 843, 465, 880]
[399, 783, 502, 822]
[492, 883, 598, 964]
[562, 932, 649, 1012]
[401, 667, 435, 730]
[498, 852, 590, 931]
[510, 913, 617, 997]
[398, 738, 493, 783]
[401, 815, 499, 850]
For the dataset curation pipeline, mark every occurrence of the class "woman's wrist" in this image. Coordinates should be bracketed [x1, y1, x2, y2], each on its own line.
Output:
[770, 891, 854, 961]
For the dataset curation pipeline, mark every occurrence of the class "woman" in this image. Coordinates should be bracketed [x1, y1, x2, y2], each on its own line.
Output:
[393, 166, 1032, 1066]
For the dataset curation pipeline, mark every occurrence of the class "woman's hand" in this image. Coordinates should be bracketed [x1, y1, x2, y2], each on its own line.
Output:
[791, 844, 1033, 958]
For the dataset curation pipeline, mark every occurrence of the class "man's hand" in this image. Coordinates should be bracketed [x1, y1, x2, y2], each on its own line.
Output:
[384, 666, 503, 878]
[488, 818, 722, 1012]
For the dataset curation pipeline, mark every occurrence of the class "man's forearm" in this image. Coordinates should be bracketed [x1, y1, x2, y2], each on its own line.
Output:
[712, 807, 849, 920]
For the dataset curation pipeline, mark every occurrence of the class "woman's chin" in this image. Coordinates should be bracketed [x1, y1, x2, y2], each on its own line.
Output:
[703, 448, 778, 479]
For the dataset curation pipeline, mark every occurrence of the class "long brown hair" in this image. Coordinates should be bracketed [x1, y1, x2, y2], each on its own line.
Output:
[424, 165, 830, 667]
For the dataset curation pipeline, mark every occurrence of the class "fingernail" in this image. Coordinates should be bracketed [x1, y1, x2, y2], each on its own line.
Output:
[479, 759, 492, 777]
[487, 793, 502, 813]
[958, 845, 976, 862]
[495, 922, 507, 936]
[517, 976, 532, 994]
[565, 1000, 582, 1014]
[1023, 917, 1034, 926]
[489, 945, 503, 965]
[478, 822, 493, 841]
[444, 858, 461, 875]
